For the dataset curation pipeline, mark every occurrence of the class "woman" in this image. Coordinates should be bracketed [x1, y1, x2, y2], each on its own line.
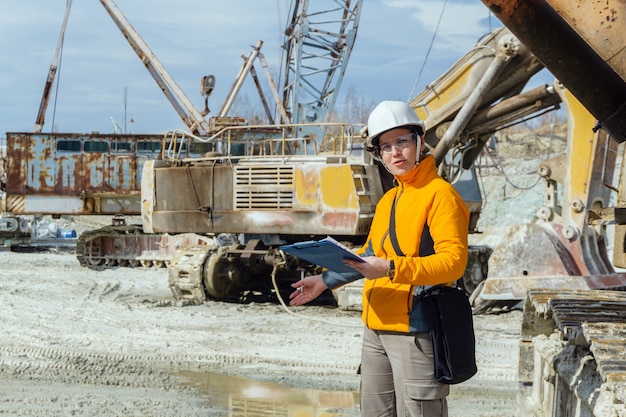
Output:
[289, 100, 470, 417]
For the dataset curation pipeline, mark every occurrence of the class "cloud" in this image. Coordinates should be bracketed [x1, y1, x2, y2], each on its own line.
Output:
[381, 0, 492, 50]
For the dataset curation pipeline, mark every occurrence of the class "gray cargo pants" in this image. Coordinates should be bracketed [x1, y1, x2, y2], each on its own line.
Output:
[360, 328, 449, 417]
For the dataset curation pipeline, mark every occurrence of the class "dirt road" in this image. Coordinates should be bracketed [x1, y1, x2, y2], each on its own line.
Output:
[0, 251, 522, 416]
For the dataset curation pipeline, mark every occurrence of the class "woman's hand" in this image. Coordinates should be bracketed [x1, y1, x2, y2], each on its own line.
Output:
[343, 256, 390, 280]
[289, 274, 328, 306]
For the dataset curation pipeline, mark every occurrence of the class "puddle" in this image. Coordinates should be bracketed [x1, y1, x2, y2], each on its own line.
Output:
[178, 370, 360, 416]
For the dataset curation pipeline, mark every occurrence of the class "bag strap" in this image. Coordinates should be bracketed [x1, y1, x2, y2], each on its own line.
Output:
[390, 190, 436, 318]
[389, 191, 434, 257]
[389, 193, 405, 257]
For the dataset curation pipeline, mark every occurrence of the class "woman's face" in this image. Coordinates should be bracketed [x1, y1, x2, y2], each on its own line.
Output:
[378, 127, 422, 176]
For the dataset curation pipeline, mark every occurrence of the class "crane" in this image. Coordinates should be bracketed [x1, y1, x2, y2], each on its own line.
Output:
[281, 1, 361, 126]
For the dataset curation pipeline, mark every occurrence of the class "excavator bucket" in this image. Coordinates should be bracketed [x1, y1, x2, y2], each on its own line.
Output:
[471, 222, 626, 313]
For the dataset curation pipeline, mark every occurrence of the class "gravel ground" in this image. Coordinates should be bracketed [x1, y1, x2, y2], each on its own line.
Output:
[0, 250, 522, 416]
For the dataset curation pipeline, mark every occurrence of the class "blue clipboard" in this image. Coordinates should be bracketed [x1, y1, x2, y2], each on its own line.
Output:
[279, 236, 365, 274]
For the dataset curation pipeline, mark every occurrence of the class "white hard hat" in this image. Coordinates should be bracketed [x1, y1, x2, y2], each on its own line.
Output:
[365, 101, 425, 150]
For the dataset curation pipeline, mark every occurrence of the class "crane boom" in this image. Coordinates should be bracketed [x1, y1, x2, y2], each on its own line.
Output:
[98, 0, 211, 135]
[34, 0, 73, 133]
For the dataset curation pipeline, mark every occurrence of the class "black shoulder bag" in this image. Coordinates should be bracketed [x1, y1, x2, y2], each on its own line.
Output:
[390, 195, 477, 385]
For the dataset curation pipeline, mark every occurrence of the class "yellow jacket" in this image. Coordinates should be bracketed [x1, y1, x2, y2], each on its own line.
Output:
[322, 155, 469, 332]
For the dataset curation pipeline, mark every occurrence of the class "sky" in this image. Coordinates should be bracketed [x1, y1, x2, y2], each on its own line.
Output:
[0, 0, 552, 137]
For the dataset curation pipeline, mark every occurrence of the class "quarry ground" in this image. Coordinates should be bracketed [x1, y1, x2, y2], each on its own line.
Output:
[0, 251, 522, 416]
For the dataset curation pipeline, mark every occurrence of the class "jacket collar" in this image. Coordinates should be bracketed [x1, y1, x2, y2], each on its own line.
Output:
[395, 154, 437, 188]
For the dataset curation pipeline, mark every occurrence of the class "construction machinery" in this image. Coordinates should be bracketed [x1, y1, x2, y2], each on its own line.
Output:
[78, 21, 557, 302]
[472, 0, 626, 306]
[4, 0, 507, 299]
[1, 139, 78, 251]
[3, 0, 611, 304]
[408, 18, 626, 311]
[5, 1, 625, 304]
[405, 0, 626, 413]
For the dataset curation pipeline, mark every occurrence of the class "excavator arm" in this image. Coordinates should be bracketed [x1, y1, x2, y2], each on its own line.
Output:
[410, 27, 547, 174]
[408, 27, 556, 235]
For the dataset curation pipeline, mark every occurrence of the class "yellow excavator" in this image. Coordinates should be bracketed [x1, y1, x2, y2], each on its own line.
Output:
[408, 1, 626, 412]
[474, 1, 626, 415]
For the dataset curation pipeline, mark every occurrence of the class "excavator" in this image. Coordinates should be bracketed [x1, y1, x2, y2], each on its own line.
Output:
[474, 1, 626, 416]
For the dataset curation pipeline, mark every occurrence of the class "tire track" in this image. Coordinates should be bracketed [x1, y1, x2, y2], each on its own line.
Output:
[0, 342, 357, 389]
